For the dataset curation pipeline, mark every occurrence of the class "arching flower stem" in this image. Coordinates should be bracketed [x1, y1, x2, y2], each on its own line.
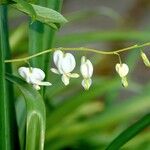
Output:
[4, 42, 150, 63]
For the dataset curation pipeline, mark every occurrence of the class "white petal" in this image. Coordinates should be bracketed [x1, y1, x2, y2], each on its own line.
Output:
[81, 78, 92, 90]
[81, 56, 86, 64]
[69, 73, 80, 78]
[80, 57, 93, 78]
[115, 63, 129, 77]
[61, 74, 70, 85]
[121, 77, 128, 88]
[31, 68, 45, 81]
[51, 68, 60, 74]
[53, 50, 63, 67]
[18, 67, 31, 83]
[18, 67, 29, 79]
[33, 84, 41, 90]
[37, 81, 52, 86]
[60, 53, 76, 73]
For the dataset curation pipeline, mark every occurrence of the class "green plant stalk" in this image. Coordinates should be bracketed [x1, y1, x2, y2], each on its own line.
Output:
[28, 1, 45, 69]
[4, 42, 150, 63]
[105, 113, 150, 150]
[43, 0, 63, 75]
[29, 20, 44, 68]
[0, 4, 19, 150]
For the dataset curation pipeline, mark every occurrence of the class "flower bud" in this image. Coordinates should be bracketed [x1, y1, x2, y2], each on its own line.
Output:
[141, 51, 150, 67]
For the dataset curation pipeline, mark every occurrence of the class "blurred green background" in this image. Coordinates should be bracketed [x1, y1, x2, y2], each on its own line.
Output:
[8, 0, 150, 149]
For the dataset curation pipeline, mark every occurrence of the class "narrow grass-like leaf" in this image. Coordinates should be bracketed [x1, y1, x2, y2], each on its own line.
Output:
[12, 3, 67, 29]
[0, 5, 19, 150]
[56, 31, 150, 46]
[0, 6, 10, 150]
[46, 93, 150, 147]
[6, 74, 46, 150]
[43, 0, 63, 93]
[29, 20, 44, 68]
[105, 113, 150, 150]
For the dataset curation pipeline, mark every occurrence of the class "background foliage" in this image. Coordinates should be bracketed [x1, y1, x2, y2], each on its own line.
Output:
[0, 0, 150, 150]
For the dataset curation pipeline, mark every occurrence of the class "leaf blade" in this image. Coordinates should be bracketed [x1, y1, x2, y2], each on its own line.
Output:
[105, 113, 150, 150]
[6, 74, 46, 150]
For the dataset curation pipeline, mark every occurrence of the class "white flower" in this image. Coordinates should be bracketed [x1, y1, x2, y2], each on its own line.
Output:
[115, 63, 129, 78]
[18, 67, 52, 90]
[80, 56, 93, 90]
[115, 63, 129, 87]
[51, 50, 79, 85]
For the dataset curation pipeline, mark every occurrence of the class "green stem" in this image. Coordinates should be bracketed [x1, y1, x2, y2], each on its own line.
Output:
[28, 0, 45, 69]
[29, 20, 44, 68]
[0, 4, 19, 150]
[5, 42, 150, 63]
[43, 0, 63, 75]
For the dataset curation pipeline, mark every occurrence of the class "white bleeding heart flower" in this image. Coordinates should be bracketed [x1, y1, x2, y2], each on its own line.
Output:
[18, 67, 52, 90]
[51, 50, 79, 85]
[115, 63, 129, 87]
[115, 63, 129, 78]
[80, 56, 93, 90]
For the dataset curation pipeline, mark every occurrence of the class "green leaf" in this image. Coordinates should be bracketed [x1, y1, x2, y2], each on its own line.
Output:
[55, 31, 150, 46]
[0, 5, 19, 150]
[0, 0, 12, 4]
[6, 74, 46, 150]
[105, 113, 150, 150]
[12, 2, 68, 29]
[12, 0, 36, 19]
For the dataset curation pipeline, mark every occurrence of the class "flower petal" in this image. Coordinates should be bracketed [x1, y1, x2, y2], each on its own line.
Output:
[53, 50, 63, 67]
[33, 84, 41, 90]
[18, 67, 31, 83]
[81, 78, 92, 90]
[61, 74, 70, 85]
[18, 67, 29, 78]
[115, 63, 129, 77]
[31, 68, 45, 81]
[80, 57, 93, 78]
[69, 73, 80, 78]
[37, 81, 52, 86]
[60, 53, 76, 73]
[51, 68, 60, 74]
[121, 76, 128, 88]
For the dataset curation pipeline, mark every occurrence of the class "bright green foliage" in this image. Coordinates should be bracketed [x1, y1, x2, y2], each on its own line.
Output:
[106, 113, 150, 150]
[1, 1, 150, 150]
[13, 2, 67, 29]
[12, 0, 36, 19]
[6, 74, 46, 150]
[0, 5, 19, 150]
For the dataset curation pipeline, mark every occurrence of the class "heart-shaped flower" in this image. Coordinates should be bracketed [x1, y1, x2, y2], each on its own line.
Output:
[80, 56, 93, 90]
[18, 67, 52, 90]
[51, 50, 79, 85]
[115, 63, 129, 87]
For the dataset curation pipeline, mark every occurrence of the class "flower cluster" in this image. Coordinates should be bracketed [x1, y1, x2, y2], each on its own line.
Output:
[18, 50, 135, 90]
[18, 50, 93, 90]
